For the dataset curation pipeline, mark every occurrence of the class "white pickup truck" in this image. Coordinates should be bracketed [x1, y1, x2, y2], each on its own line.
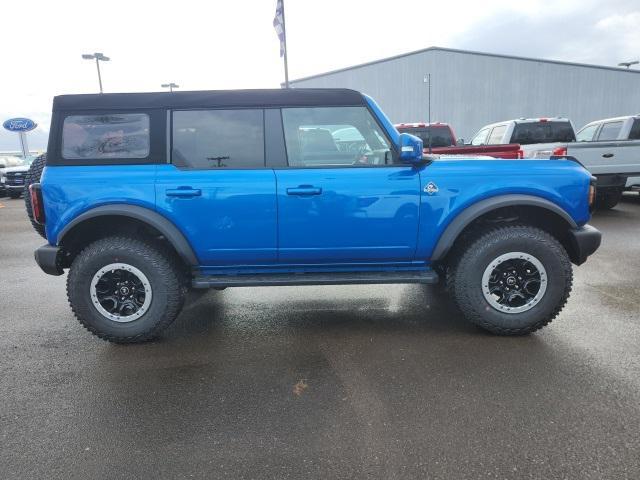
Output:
[523, 115, 640, 209]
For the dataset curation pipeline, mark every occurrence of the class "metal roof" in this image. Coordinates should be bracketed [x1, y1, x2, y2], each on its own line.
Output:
[290, 46, 640, 84]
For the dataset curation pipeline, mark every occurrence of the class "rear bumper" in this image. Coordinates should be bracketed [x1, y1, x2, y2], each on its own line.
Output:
[34, 244, 64, 276]
[568, 224, 601, 265]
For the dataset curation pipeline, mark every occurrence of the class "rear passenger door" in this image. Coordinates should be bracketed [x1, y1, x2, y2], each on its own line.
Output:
[273, 106, 421, 265]
[156, 109, 278, 267]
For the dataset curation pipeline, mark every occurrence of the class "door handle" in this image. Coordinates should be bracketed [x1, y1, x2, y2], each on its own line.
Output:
[286, 186, 322, 196]
[602, 153, 614, 158]
[166, 187, 202, 197]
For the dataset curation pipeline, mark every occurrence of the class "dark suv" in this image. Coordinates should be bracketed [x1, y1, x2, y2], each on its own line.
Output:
[29, 89, 600, 343]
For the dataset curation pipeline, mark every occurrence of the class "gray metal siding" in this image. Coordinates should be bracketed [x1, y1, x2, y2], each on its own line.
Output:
[290, 49, 640, 141]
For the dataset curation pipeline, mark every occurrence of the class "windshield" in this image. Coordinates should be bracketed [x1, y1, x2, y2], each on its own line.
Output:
[511, 121, 575, 144]
[397, 126, 454, 147]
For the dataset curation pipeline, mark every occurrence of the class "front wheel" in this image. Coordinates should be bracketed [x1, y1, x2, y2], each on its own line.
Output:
[8, 191, 21, 199]
[67, 236, 186, 343]
[447, 225, 572, 335]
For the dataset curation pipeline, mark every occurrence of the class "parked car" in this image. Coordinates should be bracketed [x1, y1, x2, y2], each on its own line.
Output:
[396, 122, 523, 158]
[475, 117, 576, 146]
[525, 114, 640, 208]
[395, 122, 457, 147]
[1, 156, 34, 199]
[30, 88, 600, 343]
[0, 155, 26, 197]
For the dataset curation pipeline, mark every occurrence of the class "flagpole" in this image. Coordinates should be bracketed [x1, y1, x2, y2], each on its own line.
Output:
[281, 0, 290, 88]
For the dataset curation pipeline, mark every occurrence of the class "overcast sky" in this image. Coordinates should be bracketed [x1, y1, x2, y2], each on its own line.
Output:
[1, 0, 638, 150]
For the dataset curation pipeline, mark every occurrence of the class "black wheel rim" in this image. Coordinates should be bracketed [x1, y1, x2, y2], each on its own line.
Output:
[481, 252, 547, 313]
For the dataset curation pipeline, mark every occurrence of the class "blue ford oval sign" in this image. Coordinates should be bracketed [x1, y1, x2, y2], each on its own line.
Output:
[3, 118, 37, 132]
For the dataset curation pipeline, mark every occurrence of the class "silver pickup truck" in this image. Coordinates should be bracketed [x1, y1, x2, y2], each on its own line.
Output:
[523, 115, 640, 209]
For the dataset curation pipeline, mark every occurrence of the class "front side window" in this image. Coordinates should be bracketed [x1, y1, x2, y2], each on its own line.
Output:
[62, 113, 149, 159]
[172, 109, 264, 169]
[281, 107, 391, 167]
[471, 128, 490, 145]
[487, 125, 507, 144]
[576, 124, 599, 142]
[596, 121, 623, 141]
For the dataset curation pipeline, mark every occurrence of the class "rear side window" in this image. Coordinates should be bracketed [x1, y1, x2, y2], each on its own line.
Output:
[576, 124, 599, 142]
[397, 126, 453, 147]
[281, 107, 391, 167]
[172, 109, 264, 169]
[629, 119, 640, 140]
[62, 113, 150, 159]
[487, 125, 507, 144]
[596, 121, 623, 141]
[511, 121, 575, 144]
[470, 128, 490, 145]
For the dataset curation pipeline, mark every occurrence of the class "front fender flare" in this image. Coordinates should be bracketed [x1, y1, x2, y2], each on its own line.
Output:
[57, 204, 199, 266]
[430, 194, 578, 261]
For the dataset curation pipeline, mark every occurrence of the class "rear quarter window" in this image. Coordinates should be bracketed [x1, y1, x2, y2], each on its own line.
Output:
[62, 113, 150, 160]
[511, 121, 575, 144]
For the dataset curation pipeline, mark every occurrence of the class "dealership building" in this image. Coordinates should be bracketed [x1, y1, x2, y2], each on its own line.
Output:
[289, 47, 640, 141]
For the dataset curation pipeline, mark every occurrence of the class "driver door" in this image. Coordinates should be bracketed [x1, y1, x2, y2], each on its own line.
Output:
[274, 106, 421, 265]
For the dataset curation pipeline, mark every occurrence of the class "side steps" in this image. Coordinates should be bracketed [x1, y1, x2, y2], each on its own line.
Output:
[192, 270, 439, 288]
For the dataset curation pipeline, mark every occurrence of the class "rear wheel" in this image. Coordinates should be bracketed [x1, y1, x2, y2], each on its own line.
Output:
[447, 225, 572, 335]
[24, 153, 47, 238]
[67, 236, 186, 343]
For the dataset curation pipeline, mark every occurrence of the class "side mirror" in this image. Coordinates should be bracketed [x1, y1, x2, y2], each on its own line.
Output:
[398, 133, 424, 165]
[456, 139, 465, 146]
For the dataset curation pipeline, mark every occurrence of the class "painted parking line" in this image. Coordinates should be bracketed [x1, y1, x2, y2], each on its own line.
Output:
[0, 203, 5, 208]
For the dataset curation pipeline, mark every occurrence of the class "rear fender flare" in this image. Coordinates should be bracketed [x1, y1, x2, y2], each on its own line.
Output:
[57, 204, 198, 266]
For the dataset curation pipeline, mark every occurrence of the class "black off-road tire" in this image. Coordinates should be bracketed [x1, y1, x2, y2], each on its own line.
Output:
[24, 153, 47, 238]
[8, 191, 21, 199]
[67, 236, 186, 343]
[446, 225, 572, 335]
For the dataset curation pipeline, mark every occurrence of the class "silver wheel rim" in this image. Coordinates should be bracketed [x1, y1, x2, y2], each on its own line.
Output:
[481, 252, 547, 314]
[90, 263, 152, 323]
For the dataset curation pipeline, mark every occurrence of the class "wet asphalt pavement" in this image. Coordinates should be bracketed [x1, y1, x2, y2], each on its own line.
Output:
[1, 194, 639, 479]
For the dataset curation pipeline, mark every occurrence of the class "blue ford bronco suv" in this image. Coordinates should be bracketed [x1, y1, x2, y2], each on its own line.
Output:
[29, 88, 601, 343]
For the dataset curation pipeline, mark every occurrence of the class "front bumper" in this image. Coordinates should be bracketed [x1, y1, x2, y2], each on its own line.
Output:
[34, 244, 64, 276]
[568, 224, 601, 265]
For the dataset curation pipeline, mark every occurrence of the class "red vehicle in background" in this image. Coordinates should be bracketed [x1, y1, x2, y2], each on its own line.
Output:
[395, 122, 523, 159]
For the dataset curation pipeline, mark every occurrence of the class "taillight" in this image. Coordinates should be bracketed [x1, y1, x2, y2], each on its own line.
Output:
[517, 149, 524, 159]
[29, 183, 45, 224]
[588, 178, 597, 212]
[552, 146, 567, 156]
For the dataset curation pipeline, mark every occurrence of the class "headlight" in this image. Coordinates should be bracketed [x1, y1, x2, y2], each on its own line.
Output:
[0, 176, 5, 184]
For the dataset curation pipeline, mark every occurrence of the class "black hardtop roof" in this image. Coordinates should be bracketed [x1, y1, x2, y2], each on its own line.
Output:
[53, 88, 366, 111]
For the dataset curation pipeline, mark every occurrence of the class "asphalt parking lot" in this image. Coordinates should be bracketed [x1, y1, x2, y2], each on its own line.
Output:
[1, 194, 639, 479]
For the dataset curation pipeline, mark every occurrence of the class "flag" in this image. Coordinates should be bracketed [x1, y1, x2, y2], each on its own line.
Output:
[273, 0, 285, 57]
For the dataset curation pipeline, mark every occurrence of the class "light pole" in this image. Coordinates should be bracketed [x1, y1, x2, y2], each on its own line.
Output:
[161, 83, 179, 92]
[423, 74, 432, 154]
[82, 52, 110, 93]
[618, 60, 639, 69]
